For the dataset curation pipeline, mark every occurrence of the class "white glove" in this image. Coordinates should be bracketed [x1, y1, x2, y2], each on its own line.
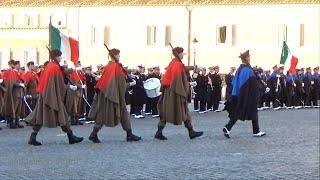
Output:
[275, 88, 278, 92]
[276, 74, 281, 78]
[19, 83, 25, 88]
[265, 87, 270, 93]
[0, 79, 3, 84]
[81, 85, 86, 89]
[75, 67, 82, 71]
[302, 83, 304, 87]
[189, 81, 197, 87]
[69, 85, 77, 91]
[25, 95, 32, 99]
[129, 80, 136, 87]
[311, 81, 314, 85]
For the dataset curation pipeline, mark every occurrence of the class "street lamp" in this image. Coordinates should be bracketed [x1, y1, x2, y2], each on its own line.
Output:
[192, 38, 198, 68]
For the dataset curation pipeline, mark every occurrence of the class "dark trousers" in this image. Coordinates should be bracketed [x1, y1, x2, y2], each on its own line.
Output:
[145, 98, 152, 113]
[194, 91, 206, 111]
[225, 114, 260, 134]
[311, 91, 319, 106]
[32, 125, 72, 134]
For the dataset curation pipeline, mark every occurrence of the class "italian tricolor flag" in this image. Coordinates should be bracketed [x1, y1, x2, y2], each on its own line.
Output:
[49, 24, 79, 65]
[280, 41, 298, 75]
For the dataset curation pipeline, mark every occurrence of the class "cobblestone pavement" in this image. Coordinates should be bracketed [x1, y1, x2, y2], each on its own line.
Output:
[0, 107, 319, 179]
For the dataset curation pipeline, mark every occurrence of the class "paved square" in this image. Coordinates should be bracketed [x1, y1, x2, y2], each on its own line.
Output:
[0, 108, 319, 179]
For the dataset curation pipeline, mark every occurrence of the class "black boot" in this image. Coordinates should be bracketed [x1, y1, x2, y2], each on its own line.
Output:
[89, 128, 101, 143]
[15, 118, 24, 128]
[188, 129, 203, 139]
[126, 130, 141, 142]
[67, 131, 84, 144]
[154, 127, 167, 140]
[28, 132, 42, 146]
[7, 118, 17, 129]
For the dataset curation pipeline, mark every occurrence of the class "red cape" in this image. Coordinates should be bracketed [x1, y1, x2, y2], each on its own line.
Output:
[69, 71, 85, 84]
[37, 62, 63, 95]
[21, 71, 39, 85]
[95, 61, 125, 91]
[162, 59, 186, 86]
[2, 69, 20, 83]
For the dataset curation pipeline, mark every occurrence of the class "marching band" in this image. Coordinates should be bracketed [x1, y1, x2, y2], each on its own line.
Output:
[0, 48, 319, 145]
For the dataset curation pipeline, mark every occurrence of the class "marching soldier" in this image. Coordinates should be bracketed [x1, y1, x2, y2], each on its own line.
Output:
[269, 65, 283, 110]
[311, 67, 320, 107]
[65, 65, 85, 125]
[2, 60, 24, 129]
[225, 67, 236, 100]
[154, 47, 203, 140]
[144, 67, 154, 115]
[21, 61, 39, 113]
[223, 50, 266, 138]
[88, 48, 141, 143]
[26, 50, 83, 146]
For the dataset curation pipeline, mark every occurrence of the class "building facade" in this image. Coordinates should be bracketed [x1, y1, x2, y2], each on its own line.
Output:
[0, 0, 319, 72]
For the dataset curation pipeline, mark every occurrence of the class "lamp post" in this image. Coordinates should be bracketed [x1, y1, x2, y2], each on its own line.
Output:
[192, 38, 198, 68]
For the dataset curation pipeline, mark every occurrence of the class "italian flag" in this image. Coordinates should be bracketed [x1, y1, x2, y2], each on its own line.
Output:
[280, 41, 298, 75]
[49, 24, 79, 65]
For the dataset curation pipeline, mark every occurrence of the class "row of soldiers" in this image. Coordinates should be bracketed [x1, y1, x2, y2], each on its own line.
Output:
[0, 59, 319, 132]
[191, 65, 320, 114]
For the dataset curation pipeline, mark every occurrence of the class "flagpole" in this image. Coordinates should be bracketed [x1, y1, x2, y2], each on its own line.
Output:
[48, 16, 52, 60]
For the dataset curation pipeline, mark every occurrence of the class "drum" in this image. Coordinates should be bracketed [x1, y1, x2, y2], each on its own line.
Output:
[144, 78, 161, 98]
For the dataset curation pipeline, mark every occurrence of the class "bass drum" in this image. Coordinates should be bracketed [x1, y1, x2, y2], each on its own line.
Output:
[143, 78, 161, 98]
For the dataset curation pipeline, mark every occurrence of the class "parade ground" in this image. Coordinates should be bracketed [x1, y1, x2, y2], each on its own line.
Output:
[0, 107, 319, 179]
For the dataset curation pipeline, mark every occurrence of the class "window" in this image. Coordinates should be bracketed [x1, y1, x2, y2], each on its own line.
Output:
[104, 26, 110, 46]
[165, 26, 172, 46]
[90, 26, 97, 46]
[0, 48, 10, 69]
[20, 49, 37, 67]
[0, 13, 13, 28]
[50, 13, 66, 27]
[232, 24, 236, 46]
[147, 26, 156, 45]
[217, 26, 227, 43]
[300, 24, 304, 46]
[216, 24, 233, 46]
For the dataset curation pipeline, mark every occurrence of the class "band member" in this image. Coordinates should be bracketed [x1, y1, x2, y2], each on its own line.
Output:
[145, 66, 161, 117]
[208, 66, 222, 112]
[155, 47, 203, 140]
[303, 67, 313, 107]
[131, 65, 146, 119]
[88, 48, 141, 143]
[2, 60, 24, 129]
[65, 65, 85, 125]
[145, 67, 154, 115]
[21, 61, 39, 113]
[194, 67, 208, 113]
[223, 50, 266, 138]
[26, 50, 83, 146]
[84, 66, 97, 116]
[225, 67, 236, 100]
[311, 67, 320, 107]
